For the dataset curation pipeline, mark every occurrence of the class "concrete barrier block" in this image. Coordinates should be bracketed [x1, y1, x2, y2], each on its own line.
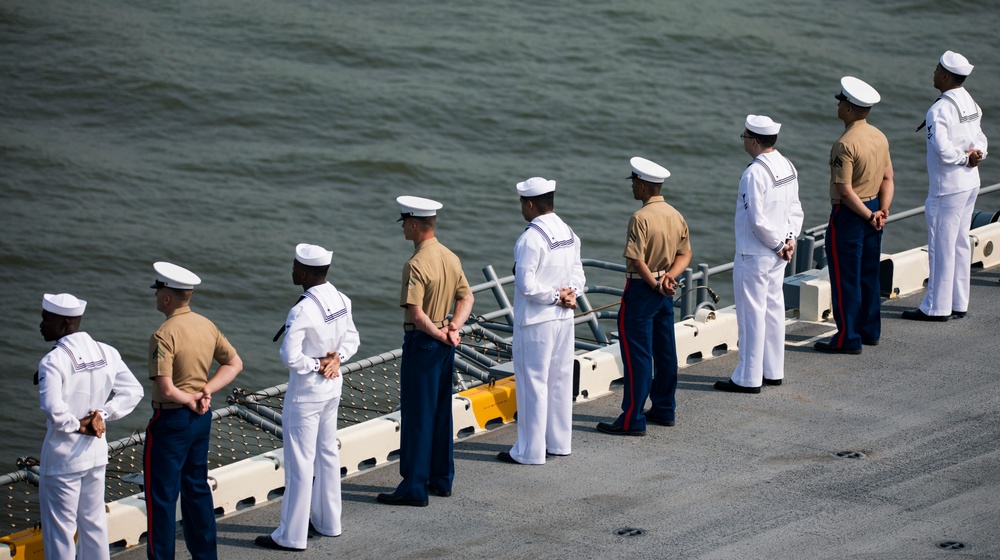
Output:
[574, 344, 623, 400]
[879, 247, 929, 298]
[337, 416, 401, 476]
[452, 395, 486, 436]
[971, 222, 1000, 268]
[207, 453, 284, 515]
[800, 273, 832, 323]
[106, 494, 148, 548]
[783, 267, 828, 309]
[674, 307, 739, 366]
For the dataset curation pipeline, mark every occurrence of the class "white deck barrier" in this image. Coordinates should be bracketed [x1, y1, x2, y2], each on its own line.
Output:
[106, 495, 148, 548]
[880, 247, 930, 298]
[674, 307, 739, 365]
[337, 413, 401, 477]
[971, 222, 1000, 268]
[574, 344, 623, 400]
[208, 452, 284, 515]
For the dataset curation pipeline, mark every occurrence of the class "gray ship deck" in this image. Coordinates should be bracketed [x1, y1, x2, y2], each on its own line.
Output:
[115, 266, 1000, 560]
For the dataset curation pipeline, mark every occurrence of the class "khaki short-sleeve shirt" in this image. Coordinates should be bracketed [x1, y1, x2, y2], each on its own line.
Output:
[829, 119, 892, 200]
[623, 195, 692, 273]
[400, 237, 471, 323]
[148, 307, 237, 405]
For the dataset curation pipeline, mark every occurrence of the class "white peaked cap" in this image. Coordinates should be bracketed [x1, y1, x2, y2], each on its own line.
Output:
[940, 50, 974, 76]
[745, 114, 781, 135]
[42, 293, 87, 317]
[629, 156, 670, 184]
[151, 261, 202, 290]
[295, 243, 333, 266]
[396, 195, 443, 220]
[516, 177, 556, 197]
[836, 76, 880, 107]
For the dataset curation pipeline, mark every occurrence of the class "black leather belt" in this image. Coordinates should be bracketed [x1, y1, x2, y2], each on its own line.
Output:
[831, 195, 876, 204]
[403, 319, 449, 332]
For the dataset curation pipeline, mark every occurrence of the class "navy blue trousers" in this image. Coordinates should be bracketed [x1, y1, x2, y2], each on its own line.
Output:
[616, 279, 678, 431]
[143, 407, 216, 560]
[395, 330, 455, 501]
[825, 199, 883, 350]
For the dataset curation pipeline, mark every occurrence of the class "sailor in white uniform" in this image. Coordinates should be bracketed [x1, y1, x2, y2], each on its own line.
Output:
[37, 293, 143, 560]
[256, 244, 360, 551]
[715, 115, 803, 393]
[497, 177, 586, 465]
[903, 50, 989, 321]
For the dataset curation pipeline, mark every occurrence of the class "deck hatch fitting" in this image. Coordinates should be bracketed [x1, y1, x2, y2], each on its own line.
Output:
[934, 540, 969, 551]
[834, 450, 866, 459]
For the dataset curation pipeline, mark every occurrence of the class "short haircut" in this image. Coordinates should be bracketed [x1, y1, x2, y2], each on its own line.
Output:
[848, 102, 872, 117]
[410, 215, 436, 229]
[521, 191, 555, 212]
[948, 71, 968, 85]
[165, 287, 193, 303]
[299, 262, 330, 278]
[745, 129, 778, 148]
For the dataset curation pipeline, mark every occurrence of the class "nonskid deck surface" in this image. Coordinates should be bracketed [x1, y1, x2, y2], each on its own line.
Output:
[114, 267, 1000, 560]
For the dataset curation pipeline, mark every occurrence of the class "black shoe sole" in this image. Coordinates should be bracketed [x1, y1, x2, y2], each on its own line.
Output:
[814, 342, 862, 355]
[254, 536, 305, 551]
[642, 411, 675, 426]
[428, 487, 452, 497]
[901, 310, 949, 322]
[762, 378, 783, 386]
[376, 493, 428, 507]
[496, 451, 522, 464]
[713, 380, 761, 394]
[596, 422, 645, 436]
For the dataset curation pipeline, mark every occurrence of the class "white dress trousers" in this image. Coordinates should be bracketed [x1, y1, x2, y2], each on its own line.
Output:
[731, 150, 803, 386]
[272, 282, 359, 548]
[732, 253, 788, 387]
[920, 186, 979, 315]
[509, 213, 585, 464]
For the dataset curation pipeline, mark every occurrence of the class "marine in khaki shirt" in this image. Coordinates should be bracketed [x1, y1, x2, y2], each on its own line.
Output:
[378, 196, 474, 508]
[597, 157, 692, 437]
[143, 262, 243, 560]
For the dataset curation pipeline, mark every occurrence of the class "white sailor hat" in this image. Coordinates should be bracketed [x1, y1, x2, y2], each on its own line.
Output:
[834, 76, 880, 108]
[42, 293, 87, 317]
[940, 50, 974, 76]
[295, 243, 333, 266]
[396, 195, 443, 221]
[516, 177, 556, 198]
[745, 114, 781, 136]
[150, 261, 202, 290]
[628, 156, 670, 184]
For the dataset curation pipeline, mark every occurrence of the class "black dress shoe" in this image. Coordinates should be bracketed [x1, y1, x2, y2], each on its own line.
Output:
[762, 378, 783, 386]
[813, 340, 862, 355]
[254, 535, 305, 551]
[951, 310, 967, 319]
[308, 522, 339, 538]
[496, 451, 523, 464]
[713, 379, 761, 394]
[861, 338, 879, 346]
[901, 309, 949, 322]
[376, 492, 428, 507]
[546, 450, 570, 457]
[596, 421, 645, 436]
[428, 486, 452, 497]
[642, 410, 675, 426]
